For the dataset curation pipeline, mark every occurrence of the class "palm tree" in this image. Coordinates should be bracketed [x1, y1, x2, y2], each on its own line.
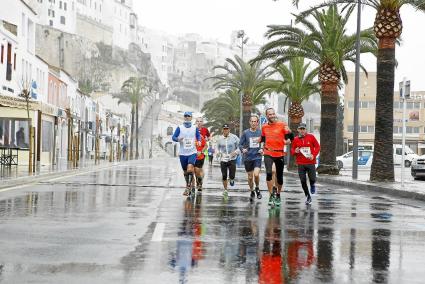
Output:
[207, 55, 273, 132]
[255, 5, 377, 174]
[290, 1, 425, 178]
[263, 58, 320, 170]
[202, 88, 266, 135]
[114, 77, 152, 159]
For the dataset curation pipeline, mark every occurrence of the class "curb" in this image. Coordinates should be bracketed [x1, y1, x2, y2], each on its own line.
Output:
[283, 171, 425, 202]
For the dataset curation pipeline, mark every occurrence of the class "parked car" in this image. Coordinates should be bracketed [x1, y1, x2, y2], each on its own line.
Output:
[411, 155, 425, 180]
[337, 145, 418, 170]
[337, 150, 373, 169]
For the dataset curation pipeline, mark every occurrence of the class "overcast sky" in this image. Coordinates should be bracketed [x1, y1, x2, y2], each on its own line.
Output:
[134, 0, 425, 91]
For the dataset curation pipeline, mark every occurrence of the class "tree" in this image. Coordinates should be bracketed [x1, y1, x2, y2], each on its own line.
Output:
[290, 0, 425, 180]
[202, 88, 266, 135]
[114, 77, 152, 159]
[263, 58, 320, 170]
[255, 5, 377, 174]
[207, 55, 273, 132]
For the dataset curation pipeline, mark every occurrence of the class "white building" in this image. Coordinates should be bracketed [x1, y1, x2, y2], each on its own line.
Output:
[1, 0, 48, 101]
[26, 0, 77, 34]
[102, 0, 133, 50]
[138, 27, 176, 85]
[76, 0, 104, 23]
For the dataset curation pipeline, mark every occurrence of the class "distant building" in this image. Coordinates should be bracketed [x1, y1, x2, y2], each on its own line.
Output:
[26, 0, 77, 34]
[344, 72, 425, 154]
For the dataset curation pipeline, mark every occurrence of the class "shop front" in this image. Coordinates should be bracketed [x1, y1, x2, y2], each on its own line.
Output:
[0, 93, 38, 166]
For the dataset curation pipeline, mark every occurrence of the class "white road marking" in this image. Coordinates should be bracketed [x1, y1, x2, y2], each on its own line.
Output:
[151, 223, 165, 242]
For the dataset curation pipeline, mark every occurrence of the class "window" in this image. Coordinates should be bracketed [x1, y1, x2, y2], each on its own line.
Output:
[59, 1, 62, 9]
[348, 125, 354, 132]
[60, 16, 66, 24]
[396, 148, 402, 155]
[64, 2, 67, 10]
[361, 101, 368, 108]
[406, 126, 413, 134]
[348, 101, 354, 108]
[49, 20, 53, 26]
[394, 101, 400, 109]
[360, 125, 368, 133]
[0, 118, 30, 148]
[414, 127, 420, 134]
[6, 43, 12, 81]
[369, 101, 376, 108]
[1, 44, 3, 64]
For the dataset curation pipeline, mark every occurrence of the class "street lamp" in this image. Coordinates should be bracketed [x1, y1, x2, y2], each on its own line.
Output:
[237, 30, 249, 137]
[352, 0, 362, 179]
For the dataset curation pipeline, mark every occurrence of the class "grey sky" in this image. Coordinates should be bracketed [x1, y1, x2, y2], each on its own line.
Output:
[134, 0, 425, 91]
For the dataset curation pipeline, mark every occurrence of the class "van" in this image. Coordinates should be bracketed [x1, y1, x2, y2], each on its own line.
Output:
[393, 145, 418, 167]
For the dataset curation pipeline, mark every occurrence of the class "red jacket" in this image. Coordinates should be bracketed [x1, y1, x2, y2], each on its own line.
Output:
[290, 134, 320, 165]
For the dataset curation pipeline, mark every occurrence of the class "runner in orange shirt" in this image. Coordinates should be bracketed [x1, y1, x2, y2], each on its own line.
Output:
[260, 107, 294, 207]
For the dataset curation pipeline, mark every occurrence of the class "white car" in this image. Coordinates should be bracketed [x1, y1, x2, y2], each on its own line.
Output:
[337, 150, 373, 170]
[411, 155, 425, 180]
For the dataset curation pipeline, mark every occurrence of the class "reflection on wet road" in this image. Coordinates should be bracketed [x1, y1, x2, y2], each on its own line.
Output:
[0, 158, 425, 283]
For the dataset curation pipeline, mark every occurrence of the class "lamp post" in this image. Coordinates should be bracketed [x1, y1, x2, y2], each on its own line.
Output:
[236, 30, 248, 137]
[352, 0, 362, 179]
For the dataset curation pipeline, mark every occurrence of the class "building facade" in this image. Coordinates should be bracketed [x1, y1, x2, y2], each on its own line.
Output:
[344, 72, 425, 154]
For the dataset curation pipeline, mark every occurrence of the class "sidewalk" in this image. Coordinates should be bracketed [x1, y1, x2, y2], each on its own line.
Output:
[0, 140, 172, 190]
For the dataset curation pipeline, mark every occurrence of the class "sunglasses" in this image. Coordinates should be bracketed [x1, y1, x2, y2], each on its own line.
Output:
[184, 115, 192, 118]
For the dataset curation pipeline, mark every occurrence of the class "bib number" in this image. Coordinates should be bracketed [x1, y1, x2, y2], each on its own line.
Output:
[249, 137, 260, 148]
[183, 138, 194, 150]
[300, 147, 312, 158]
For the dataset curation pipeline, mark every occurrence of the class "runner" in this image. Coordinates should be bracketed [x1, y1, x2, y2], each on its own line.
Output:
[260, 107, 293, 207]
[194, 129, 207, 193]
[290, 123, 320, 205]
[172, 112, 201, 196]
[196, 117, 211, 141]
[207, 144, 215, 166]
[239, 114, 263, 202]
[216, 124, 240, 198]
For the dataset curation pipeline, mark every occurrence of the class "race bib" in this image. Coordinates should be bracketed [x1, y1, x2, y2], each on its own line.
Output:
[300, 147, 312, 158]
[249, 137, 260, 148]
[183, 138, 194, 149]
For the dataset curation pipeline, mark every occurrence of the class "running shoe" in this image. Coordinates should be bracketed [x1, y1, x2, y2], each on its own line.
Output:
[310, 185, 316, 195]
[229, 179, 235, 186]
[305, 196, 312, 205]
[250, 191, 255, 202]
[183, 188, 190, 196]
[255, 187, 262, 199]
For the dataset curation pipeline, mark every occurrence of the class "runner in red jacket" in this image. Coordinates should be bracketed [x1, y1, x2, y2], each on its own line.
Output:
[290, 123, 320, 205]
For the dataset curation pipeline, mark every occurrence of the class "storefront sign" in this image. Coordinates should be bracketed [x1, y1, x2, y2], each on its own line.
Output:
[40, 103, 58, 117]
[0, 94, 39, 110]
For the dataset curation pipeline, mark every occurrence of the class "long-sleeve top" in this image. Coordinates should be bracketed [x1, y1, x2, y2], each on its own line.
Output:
[290, 133, 320, 165]
[216, 133, 240, 162]
[239, 128, 262, 161]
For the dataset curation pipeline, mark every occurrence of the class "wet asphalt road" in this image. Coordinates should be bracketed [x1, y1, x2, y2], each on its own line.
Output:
[0, 158, 425, 284]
